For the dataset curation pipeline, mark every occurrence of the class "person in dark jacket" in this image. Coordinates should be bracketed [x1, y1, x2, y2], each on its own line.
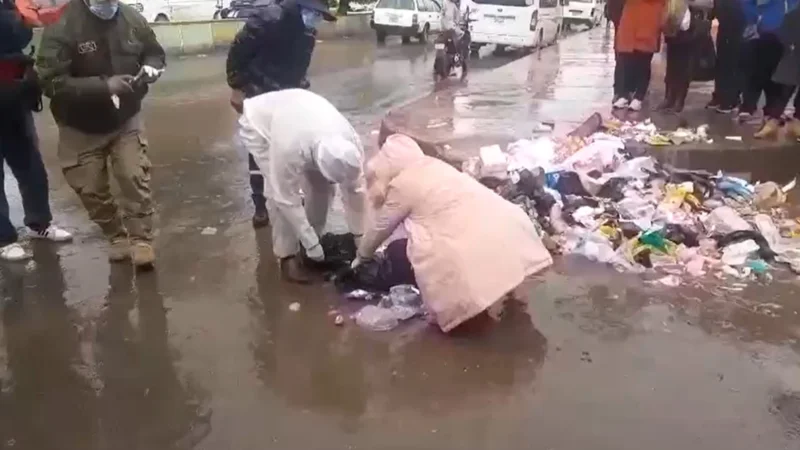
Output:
[0, 0, 73, 262]
[36, 0, 166, 267]
[770, 4, 800, 138]
[707, 0, 746, 112]
[226, 0, 335, 229]
[658, 0, 714, 113]
[739, 0, 799, 138]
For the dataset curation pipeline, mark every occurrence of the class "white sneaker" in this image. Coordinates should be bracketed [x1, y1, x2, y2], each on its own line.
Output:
[0, 243, 32, 261]
[628, 99, 643, 111]
[612, 97, 629, 109]
[30, 225, 73, 242]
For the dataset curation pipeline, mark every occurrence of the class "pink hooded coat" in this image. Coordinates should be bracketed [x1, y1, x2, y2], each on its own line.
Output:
[358, 135, 554, 332]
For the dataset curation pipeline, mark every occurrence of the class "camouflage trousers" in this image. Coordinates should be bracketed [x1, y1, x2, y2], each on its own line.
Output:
[57, 114, 154, 242]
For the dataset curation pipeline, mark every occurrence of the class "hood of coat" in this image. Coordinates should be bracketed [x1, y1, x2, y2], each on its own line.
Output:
[366, 134, 426, 206]
[314, 135, 364, 186]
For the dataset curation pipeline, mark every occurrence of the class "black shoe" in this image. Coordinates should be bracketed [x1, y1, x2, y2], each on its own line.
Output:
[252, 209, 269, 229]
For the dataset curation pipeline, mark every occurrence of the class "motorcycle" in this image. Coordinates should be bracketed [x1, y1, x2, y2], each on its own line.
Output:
[433, 9, 474, 81]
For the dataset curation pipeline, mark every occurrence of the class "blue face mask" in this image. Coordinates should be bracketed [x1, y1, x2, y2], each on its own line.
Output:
[88, 0, 119, 20]
[301, 8, 323, 29]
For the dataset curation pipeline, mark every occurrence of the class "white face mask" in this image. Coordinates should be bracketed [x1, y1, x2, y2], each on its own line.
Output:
[86, 0, 120, 20]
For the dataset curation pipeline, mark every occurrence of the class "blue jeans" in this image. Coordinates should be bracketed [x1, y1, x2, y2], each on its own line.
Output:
[0, 107, 52, 246]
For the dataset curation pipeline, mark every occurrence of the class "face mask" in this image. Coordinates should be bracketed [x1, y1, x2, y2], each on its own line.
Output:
[301, 8, 322, 29]
[86, 0, 119, 20]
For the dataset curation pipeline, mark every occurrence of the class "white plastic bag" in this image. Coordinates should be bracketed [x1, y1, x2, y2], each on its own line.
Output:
[704, 206, 751, 235]
[721, 239, 760, 266]
[506, 138, 556, 172]
[754, 214, 800, 272]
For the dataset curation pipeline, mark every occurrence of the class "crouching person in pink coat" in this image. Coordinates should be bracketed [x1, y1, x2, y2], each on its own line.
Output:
[354, 134, 554, 332]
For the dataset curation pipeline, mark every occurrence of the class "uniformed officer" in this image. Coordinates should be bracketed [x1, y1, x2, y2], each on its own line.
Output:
[36, 0, 165, 267]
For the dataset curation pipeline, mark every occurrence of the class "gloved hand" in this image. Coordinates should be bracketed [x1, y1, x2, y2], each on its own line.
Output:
[350, 256, 362, 270]
[107, 75, 135, 95]
[140, 65, 164, 84]
[306, 243, 325, 262]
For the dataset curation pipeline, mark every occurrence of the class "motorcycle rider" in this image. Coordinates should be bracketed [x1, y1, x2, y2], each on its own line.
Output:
[441, 0, 464, 44]
[0, 0, 73, 261]
[226, 0, 335, 229]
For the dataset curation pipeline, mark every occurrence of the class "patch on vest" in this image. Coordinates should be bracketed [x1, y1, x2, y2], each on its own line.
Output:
[78, 41, 98, 54]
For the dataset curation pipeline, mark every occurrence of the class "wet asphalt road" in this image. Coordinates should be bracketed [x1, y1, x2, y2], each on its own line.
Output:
[2, 31, 800, 450]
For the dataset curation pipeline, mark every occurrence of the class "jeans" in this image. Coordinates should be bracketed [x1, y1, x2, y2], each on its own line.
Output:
[0, 106, 52, 246]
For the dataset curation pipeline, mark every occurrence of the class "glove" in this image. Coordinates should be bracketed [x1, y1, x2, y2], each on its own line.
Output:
[350, 256, 362, 270]
[306, 243, 325, 262]
[107, 75, 135, 95]
[140, 65, 164, 84]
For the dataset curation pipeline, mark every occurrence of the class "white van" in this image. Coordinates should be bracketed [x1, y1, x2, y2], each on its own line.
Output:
[563, 0, 602, 28]
[127, 0, 221, 22]
[371, 0, 443, 44]
[465, 0, 563, 53]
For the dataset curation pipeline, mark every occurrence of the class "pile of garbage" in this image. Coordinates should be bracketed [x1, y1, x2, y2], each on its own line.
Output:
[462, 127, 800, 286]
[604, 118, 713, 146]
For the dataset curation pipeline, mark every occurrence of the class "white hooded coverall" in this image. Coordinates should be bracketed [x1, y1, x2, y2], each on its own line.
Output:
[238, 89, 366, 259]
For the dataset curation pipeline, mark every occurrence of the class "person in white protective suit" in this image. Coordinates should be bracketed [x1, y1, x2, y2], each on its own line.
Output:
[238, 89, 366, 284]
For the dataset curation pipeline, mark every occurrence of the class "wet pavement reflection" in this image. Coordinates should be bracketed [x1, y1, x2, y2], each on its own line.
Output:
[0, 30, 799, 450]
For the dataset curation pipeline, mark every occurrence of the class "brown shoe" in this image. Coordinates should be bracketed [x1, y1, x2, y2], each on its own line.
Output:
[754, 118, 781, 139]
[131, 242, 156, 268]
[109, 239, 131, 262]
[786, 118, 800, 138]
[280, 256, 312, 284]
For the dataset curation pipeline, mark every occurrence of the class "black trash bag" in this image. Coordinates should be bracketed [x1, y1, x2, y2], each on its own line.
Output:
[305, 233, 357, 273]
[547, 171, 591, 197]
[334, 239, 417, 293]
[692, 31, 716, 82]
[664, 223, 700, 247]
[517, 169, 557, 217]
[715, 230, 778, 261]
[597, 177, 629, 201]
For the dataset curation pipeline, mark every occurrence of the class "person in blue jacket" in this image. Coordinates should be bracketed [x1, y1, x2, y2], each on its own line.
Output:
[740, 0, 799, 138]
[0, 0, 72, 262]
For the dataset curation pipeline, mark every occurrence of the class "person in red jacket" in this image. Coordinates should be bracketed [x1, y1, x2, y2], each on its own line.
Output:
[612, 0, 666, 111]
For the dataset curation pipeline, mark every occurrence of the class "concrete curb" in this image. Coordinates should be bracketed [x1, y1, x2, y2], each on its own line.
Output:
[27, 14, 373, 56]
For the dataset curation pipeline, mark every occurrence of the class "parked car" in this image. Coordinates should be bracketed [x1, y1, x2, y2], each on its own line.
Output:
[126, 0, 221, 22]
[464, 0, 564, 54]
[563, 0, 602, 28]
[370, 0, 442, 44]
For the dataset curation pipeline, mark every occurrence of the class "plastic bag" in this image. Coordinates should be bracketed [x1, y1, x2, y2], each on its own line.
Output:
[355, 305, 401, 331]
[617, 196, 657, 230]
[705, 206, 751, 235]
[506, 138, 556, 172]
[754, 214, 800, 272]
[721, 240, 760, 266]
